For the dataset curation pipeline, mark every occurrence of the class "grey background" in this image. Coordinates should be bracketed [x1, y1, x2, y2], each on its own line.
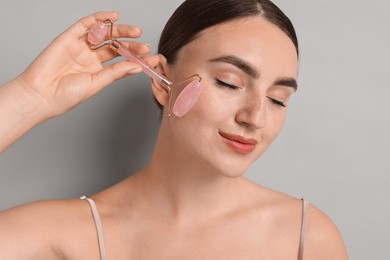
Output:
[0, 0, 389, 259]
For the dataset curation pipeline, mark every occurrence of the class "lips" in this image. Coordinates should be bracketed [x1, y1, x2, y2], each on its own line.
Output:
[219, 131, 257, 154]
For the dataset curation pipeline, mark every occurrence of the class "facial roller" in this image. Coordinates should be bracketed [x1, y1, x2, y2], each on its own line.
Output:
[87, 20, 202, 117]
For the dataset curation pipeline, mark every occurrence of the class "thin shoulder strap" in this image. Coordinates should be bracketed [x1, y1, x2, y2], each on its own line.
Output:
[298, 199, 309, 260]
[80, 196, 107, 260]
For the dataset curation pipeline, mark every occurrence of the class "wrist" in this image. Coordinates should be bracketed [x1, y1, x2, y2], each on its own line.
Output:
[7, 77, 54, 122]
[0, 78, 54, 152]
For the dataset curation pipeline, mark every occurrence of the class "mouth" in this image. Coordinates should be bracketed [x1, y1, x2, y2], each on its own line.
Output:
[219, 131, 257, 155]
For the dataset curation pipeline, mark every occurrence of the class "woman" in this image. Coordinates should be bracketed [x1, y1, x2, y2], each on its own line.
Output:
[0, 0, 348, 259]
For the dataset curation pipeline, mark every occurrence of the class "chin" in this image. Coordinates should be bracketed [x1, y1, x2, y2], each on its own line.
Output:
[219, 171, 246, 179]
[200, 152, 260, 179]
[213, 164, 250, 179]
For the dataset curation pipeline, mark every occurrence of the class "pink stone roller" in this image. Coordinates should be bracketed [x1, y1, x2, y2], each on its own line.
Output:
[88, 20, 202, 118]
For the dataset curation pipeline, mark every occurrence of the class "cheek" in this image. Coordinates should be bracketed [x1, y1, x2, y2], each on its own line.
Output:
[189, 83, 238, 124]
[167, 86, 220, 137]
[265, 110, 287, 141]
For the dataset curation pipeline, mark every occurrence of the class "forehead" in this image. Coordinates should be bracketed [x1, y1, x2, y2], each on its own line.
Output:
[175, 17, 298, 78]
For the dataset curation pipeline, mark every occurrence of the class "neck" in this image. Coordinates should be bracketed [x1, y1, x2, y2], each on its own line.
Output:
[133, 124, 248, 226]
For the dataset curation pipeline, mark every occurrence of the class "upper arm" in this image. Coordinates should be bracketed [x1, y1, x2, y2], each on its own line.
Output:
[0, 201, 63, 259]
[304, 204, 349, 259]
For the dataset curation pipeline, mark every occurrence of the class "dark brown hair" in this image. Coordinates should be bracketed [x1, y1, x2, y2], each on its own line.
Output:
[158, 0, 299, 64]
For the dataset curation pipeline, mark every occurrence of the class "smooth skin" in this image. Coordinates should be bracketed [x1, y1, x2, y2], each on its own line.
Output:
[0, 13, 348, 260]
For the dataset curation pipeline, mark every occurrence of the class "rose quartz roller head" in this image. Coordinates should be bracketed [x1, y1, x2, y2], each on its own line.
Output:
[87, 20, 202, 118]
[88, 22, 109, 45]
[168, 75, 203, 117]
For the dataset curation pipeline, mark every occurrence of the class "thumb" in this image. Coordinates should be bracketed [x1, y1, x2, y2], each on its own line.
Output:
[90, 61, 142, 95]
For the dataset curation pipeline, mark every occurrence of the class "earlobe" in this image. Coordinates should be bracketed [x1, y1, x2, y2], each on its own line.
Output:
[151, 54, 171, 107]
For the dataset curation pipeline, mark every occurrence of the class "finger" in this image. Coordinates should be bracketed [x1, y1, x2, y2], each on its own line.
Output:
[91, 56, 161, 95]
[119, 55, 161, 78]
[109, 24, 143, 39]
[85, 24, 143, 46]
[90, 61, 142, 95]
[66, 11, 120, 38]
[137, 55, 161, 69]
[96, 42, 152, 63]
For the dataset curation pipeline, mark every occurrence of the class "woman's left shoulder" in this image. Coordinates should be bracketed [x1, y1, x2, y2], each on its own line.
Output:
[242, 179, 349, 259]
[304, 202, 349, 259]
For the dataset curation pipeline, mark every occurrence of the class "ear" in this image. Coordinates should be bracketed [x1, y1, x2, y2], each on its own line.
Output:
[151, 54, 171, 107]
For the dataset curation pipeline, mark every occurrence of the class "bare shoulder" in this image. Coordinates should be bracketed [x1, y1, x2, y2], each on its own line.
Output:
[304, 203, 349, 259]
[242, 179, 348, 259]
[0, 198, 94, 259]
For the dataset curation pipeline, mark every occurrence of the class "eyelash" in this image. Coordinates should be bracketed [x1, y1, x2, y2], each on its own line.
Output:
[267, 97, 286, 107]
[216, 79, 286, 107]
[215, 79, 240, 90]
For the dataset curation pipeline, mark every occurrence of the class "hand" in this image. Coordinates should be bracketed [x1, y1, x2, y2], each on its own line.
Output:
[14, 11, 159, 118]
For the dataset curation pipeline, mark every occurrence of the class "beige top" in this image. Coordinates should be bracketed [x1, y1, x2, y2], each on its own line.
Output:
[81, 196, 309, 260]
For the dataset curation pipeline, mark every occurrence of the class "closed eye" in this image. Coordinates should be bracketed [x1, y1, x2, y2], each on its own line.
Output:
[215, 79, 240, 90]
[267, 97, 286, 107]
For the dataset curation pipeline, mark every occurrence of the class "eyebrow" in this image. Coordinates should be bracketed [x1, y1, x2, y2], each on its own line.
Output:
[209, 55, 260, 79]
[274, 77, 298, 91]
[208, 55, 298, 91]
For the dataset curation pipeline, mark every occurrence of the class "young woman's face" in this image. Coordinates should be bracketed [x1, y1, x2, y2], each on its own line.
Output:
[162, 17, 298, 177]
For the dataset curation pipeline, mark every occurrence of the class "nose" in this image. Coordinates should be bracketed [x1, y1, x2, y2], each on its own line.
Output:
[235, 95, 267, 129]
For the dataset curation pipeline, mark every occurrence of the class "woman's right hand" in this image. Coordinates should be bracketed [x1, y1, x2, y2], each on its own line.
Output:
[13, 11, 159, 117]
[0, 11, 159, 152]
